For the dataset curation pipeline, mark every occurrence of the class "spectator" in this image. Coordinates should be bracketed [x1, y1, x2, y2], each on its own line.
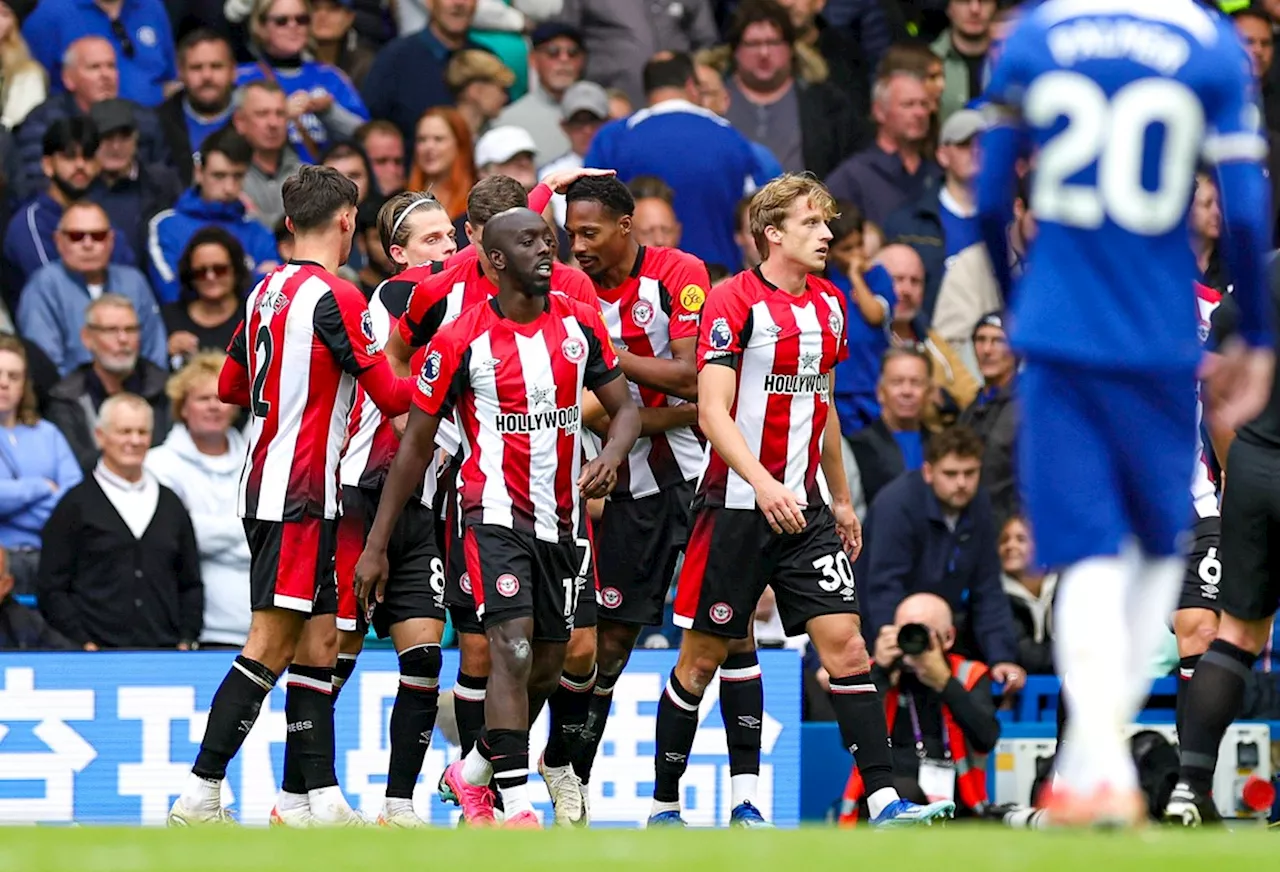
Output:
[445, 48, 515, 141]
[853, 592, 999, 818]
[773, 0, 869, 115]
[321, 140, 373, 204]
[538, 80, 610, 227]
[495, 23, 585, 165]
[45, 294, 171, 467]
[0, 0, 47, 130]
[361, 0, 487, 146]
[14, 36, 170, 201]
[585, 52, 757, 270]
[827, 205, 894, 436]
[1235, 8, 1280, 131]
[162, 227, 250, 371]
[90, 98, 184, 266]
[309, 0, 377, 89]
[932, 182, 1033, 360]
[692, 55, 784, 182]
[23, 0, 177, 107]
[356, 119, 405, 196]
[273, 214, 293, 260]
[1192, 172, 1228, 294]
[883, 107, 983, 324]
[156, 29, 236, 188]
[716, 0, 866, 178]
[0, 335, 81, 596]
[234, 80, 302, 230]
[604, 86, 631, 118]
[0, 545, 76, 648]
[553, 0, 718, 106]
[959, 312, 1017, 524]
[999, 515, 1055, 676]
[845, 346, 931, 520]
[37, 393, 202, 650]
[235, 0, 370, 163]
[147, 127, 280, 304]
[1, 335, 57, 418]
[930, 0, 996, 125]
[145, 352, 249, 648]
[18, 201, 166, 375]
[475, 125, 538, 190]
[857, 424, 1022, 682]
[878, 41, 946, 153]
[826, 70, 939, 228]
[407, 106, 475, 225]
[733, 194, 760, 270]
[630, 182, 681, 249]
[821, 0, 898, 75]
[882, 243, 977, 429]
[3, 117, 137, 308]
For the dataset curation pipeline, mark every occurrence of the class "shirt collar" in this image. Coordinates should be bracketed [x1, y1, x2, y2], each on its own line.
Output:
[95, 460, 149, 493]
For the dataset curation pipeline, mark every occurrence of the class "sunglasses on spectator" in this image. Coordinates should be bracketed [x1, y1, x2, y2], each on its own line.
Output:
[267, 13, 311, 26]
[60, 229, 110, 243]
[190, 264, 232, 279]
[538, 45, 582, 59]
[111, 18, 135, 59]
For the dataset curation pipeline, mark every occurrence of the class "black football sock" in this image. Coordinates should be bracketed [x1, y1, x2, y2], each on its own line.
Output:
[387, 644, 442, 800]
[828, 672, 895, 797]
[573, 669, 618, 784]
[453, 671, 488, 756]
[1175, 654, 1201, 746]
[544, 666, 596, 769]
[330, 653, 358, 703]
[285, 665, 338, 791]
[719, 652, 763, 779]
[482, 728, 532, 813]
[193, 656, 278, 780]
[1179, 640, 1256, 794]
[653, 672, 702, 803]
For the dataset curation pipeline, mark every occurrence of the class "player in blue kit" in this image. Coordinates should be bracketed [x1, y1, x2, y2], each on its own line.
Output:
[976, 0, 1275, 826]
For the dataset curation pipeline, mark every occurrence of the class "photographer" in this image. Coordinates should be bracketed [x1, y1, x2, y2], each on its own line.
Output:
[840, 593, 1000, 821]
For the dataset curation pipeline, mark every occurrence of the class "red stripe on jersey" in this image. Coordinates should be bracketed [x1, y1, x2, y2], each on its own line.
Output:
[760, 300, 799, 483]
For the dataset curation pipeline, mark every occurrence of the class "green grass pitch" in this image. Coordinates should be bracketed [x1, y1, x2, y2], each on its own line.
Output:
[1, 826, 1275, 872]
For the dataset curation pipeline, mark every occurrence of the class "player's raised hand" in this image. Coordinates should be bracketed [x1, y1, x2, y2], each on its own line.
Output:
[354, 547, 390, 617]
[1202, 340, 1276, 432]
[754, 477, 806, 534]
[542, 166, 617, 194]
[832, 500, 862, 560]
[578, 456, 618, 498]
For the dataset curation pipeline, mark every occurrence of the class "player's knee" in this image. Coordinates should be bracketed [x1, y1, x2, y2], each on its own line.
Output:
[596, 622, 639, 675]
[491, 631, 535, 679]
[294, 619, 339, 666]
[399, 642, 443, 687]
[1218, 613, 1273, 656]
[564, 630, 597, 674]
[1174, 611, 1219, 658]
[818, 630, 870, 676]
[338, 629, 365, 657]
[459, 633, 492, 678]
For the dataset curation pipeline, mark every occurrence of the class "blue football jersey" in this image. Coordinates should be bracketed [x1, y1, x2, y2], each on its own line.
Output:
[978, 0, 1271, 370]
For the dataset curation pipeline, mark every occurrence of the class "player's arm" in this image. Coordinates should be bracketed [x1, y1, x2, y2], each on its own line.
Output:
[315, 288, 414, 415]
[579, 373, 640, 498]
[974, 118, 1021, 303]
[582, 389, 698, 437]
[699, 363, 805, 535]
[820, 380, 862, 560]
[384, 325, 415, 377]
[218, 322, 250, 407]
[616, 337, 698, 401]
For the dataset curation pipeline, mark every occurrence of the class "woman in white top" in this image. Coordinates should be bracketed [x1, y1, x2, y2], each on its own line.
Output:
[145, 352, 250, 648]
[0, 1, 46, 129]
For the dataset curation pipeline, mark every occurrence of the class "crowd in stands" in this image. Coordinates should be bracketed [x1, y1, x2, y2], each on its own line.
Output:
[0, 2, 1274, 789]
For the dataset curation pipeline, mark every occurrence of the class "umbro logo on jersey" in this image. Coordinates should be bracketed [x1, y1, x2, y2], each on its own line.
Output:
[764, 324, 783, 336]
[479, 357, 501, 370]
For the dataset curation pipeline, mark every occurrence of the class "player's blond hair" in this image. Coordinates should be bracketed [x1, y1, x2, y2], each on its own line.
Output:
[749, 173, 839, 260]
[167, 351, 228, 422]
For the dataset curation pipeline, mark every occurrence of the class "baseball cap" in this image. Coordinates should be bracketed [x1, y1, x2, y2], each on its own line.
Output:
[531, 22, 584, 48]
[474, 126, 538, 167]
[972, 310, 1006, 341]
[560, 81, 609, 121]
[89, 99, 138, 136]
[940, 108, 986, 146]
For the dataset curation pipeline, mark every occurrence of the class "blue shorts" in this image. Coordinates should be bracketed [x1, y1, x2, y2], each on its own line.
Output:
[1018, 359, 1197, 568]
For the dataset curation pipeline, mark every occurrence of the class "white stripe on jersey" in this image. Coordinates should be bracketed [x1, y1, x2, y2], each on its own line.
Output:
[338, 289, 393, 488]
[515, 329, 562, 541]
[469, 331, 515, 530]
[782, 303, 825, 506]
[722, 300, 777, 509]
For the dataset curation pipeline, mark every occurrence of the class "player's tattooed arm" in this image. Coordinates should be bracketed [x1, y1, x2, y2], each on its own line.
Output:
[615, 337, 698, 401]
[582, 389, 696, 438]
[579, 374, 640, 498]
[699, 363, 805, 535]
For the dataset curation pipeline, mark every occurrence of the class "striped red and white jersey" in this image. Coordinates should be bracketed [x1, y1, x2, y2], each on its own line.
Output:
[696, 268, 849, 510]
[593, 245, 710, 500]
[399, 258, 600, 350]
[1192, 282, 1221, 519]
[415, 294, 621, 542]
[339, 264, 452, 505]
[230, 261, 388, 522]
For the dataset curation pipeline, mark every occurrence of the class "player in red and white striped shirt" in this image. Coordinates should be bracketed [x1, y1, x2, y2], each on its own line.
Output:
[649, 175, 954, 828]
[560, 176, 720, 801]
[354, 208, 640, 828]
[170, 166, 413, 827]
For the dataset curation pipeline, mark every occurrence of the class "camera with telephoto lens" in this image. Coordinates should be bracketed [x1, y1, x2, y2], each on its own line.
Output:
[897, 622, 932, 656]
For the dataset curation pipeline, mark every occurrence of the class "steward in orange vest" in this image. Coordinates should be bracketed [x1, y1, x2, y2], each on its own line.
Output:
[838, 655, 994, 825]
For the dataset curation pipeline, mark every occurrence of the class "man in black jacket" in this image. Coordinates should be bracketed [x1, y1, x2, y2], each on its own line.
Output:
[959, 312, 1018, 525]
[848, 346, 931, 518]
[155, 29, 237, 188]
[0, 547, 75, 650]
[37, 393, 202, 649]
